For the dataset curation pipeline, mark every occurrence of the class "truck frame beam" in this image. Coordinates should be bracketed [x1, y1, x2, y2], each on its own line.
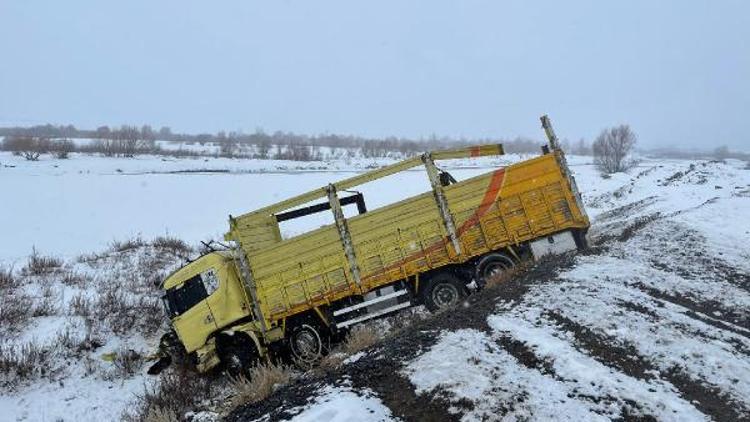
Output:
[327, 184, 363, 288]
[422, 153, 462, 255]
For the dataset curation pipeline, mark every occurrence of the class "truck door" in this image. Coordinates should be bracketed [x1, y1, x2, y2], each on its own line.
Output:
[203, 263, 251, 329]
[166, 274, 218, 352]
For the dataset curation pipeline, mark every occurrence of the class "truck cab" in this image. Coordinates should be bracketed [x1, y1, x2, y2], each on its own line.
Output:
[160, 251, 256, 371]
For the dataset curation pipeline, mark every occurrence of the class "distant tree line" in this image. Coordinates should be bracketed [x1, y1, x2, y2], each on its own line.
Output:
[2, 123, 582, 161]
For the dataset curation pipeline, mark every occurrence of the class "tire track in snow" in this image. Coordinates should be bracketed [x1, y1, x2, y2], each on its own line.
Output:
[487, 315, 706, 421]
[545, 259, 750, 418]
[634, 282, 750, 335]
[543, 310, 748, 422]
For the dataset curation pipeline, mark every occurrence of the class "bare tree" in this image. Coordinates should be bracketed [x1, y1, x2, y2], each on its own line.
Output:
[713, 145, 730, 160]
[119, 125, 142, 156]
[219, 132, 238, 157]
[52, 139, 75, 159]
[572, 138, 592, 156]
[593, 125, 637, 174]
[256, 137, 272, 159]
[7, 136, 46, 161]
[158, 126, 172, 140]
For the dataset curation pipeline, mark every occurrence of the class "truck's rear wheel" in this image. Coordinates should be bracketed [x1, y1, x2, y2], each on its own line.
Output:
[290, 324, 324, 365]
[475, 252, 515, 287]
[422, 272, 467, 313]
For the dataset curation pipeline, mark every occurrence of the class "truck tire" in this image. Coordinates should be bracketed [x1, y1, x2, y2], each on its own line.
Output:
[290, 324, 324, 365]
[474, 252, 515, 288]
[220, 336, 258, 378]
[421, 272, 467, 313]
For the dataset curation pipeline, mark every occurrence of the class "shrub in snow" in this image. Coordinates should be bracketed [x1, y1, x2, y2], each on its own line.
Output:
[110, 236, 148, 253]
[152, 235, 193, 259]
[112, 348, 143, 378]
[68, 293, 93, 317]
[60, 269, 90, 287]
[0, 290, 32, 331]
[0, 342, 55, 388]
[0, 266, 15, 290]
[22, 248, 64, 275]
[94, 284, 164, 336]
[31, 283, 59, 317]
[123, 367, 218, 422]
[52, 138, 75, 159]
[341, 324, 381, 355]
[1, 136, 49, 161]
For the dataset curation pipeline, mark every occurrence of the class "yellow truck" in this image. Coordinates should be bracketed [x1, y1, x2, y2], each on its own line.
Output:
[150, 116, 590, 375]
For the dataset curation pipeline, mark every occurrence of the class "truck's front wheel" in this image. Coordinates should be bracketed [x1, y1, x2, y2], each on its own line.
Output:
[220, 336, 258, 378]
[421, 272, 467, 312]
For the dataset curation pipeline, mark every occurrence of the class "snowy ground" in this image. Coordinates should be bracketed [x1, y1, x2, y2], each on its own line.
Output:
[2, 152, 749, 421]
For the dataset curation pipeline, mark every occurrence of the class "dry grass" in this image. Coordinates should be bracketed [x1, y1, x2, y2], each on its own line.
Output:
[341, 324, 380, 354]
[0, 342, 55, 387]
[112, 348, 143, 378]
[152, 236, 193, 258]
[31, 284, 59, 317]
[319, 324, 381, 371]
[228, 362, 293, 409]
[0, 290, 32, 331]
[110, 236, 147, 253]
[122, 367, 217, 422]
[484, 261, 530, 288]
[143, 407, 180, 422]
[0, 266, 16, 290]
[22, 248, 63, 276]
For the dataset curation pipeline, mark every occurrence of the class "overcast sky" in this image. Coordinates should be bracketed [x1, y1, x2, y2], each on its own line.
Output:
[1, 1, 748, 150]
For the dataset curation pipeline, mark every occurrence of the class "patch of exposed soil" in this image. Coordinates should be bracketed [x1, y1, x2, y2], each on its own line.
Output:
[661, 368, 749, 422]
[542, 311, 748, 421]
[634, 282, 750, 331]
[591, 212, 662, 247]
[495, 335, 556, 376]
[543, 311, 657, 381]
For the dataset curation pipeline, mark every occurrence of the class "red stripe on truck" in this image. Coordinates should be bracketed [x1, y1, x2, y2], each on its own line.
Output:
[360, 168, 506, 284]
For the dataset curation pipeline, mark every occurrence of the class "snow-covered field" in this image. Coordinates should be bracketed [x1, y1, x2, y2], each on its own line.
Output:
[1, 151, 749, 421]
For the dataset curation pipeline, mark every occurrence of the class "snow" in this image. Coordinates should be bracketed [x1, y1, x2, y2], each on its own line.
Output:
[0, 242, 180, 421]
[276, 385, 396, 422]
[404, 328, 705, 421]
[0, 370, 154, 422]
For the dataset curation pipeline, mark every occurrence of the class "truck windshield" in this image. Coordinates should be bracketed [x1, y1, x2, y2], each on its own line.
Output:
[163, 274, 208, 317]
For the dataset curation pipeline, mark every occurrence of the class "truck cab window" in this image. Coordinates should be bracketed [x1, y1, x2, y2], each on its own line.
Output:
[201, 269, 219, 295]
[164, 275, 208, 317]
